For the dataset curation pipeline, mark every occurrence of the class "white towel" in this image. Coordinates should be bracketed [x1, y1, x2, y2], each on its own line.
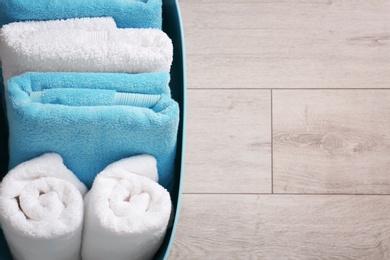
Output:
[1, 17, 117, 32]
[0, 153, 87, 260]
[81, 154, 172, 260]
[0, 18, 173, 84]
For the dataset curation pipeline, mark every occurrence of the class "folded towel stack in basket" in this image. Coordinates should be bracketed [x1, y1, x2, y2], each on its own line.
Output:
[0, 1, 179, 259]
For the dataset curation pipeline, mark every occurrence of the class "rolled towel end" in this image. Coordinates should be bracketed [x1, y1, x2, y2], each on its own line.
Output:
[82, 155, 171, 260]
[0, 153, 87, 260]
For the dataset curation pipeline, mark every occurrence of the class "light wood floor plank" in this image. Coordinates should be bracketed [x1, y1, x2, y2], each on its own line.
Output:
[173, 1, 390, 259]
[180, 0, 390, 89]
[184, 89, 271, 193]
[273, 90, 390, 194]
[170, 194, 390, 259]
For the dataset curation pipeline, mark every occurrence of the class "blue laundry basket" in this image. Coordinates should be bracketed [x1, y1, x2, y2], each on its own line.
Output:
[0, 0, 186, 259]
[153, 0, 186, 258]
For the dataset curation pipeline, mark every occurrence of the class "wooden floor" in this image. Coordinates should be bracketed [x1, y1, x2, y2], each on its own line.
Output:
[169, 0, 390, 259]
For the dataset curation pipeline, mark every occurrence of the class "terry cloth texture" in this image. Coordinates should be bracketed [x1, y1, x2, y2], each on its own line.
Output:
[0, 17, 118, 95]
[0, 18, 173, 85]
[0, 0, 162, 29]
[82, 155, 171, 260]
[6, 72, 179, 190]
[0, 153, 87, 260]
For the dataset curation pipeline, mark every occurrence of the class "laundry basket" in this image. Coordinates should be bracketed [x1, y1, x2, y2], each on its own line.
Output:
[152, 0, 186, 258]
[0, 0, 186, 259]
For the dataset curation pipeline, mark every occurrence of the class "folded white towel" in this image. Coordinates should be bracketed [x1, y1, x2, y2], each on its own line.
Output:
[1, 17, 117, 32]
[81, 154, 171, 260]
[0, 17, 117, 69]
[0, 18, 173, 84]
[0, 153, 87, 260]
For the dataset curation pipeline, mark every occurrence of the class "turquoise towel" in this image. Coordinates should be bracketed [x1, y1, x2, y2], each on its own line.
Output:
[6, 72, 179, 190]
[0, 0, 162, 29]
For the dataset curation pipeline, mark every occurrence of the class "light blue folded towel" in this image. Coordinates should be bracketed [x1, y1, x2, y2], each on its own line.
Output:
[0, 0, 162, 29]
[6, 72, 179, 190]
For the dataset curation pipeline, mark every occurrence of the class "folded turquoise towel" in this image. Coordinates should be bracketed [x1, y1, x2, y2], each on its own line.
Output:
[0, 0, 162, 29]
[6, 72, 179, 190]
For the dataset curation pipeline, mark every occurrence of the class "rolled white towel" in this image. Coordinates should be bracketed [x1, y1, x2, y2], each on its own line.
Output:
[0, 153, 87, 260]
[0, 18, 173, 84]
[101, 154, 160, 182]
[81, 154, 171, 260]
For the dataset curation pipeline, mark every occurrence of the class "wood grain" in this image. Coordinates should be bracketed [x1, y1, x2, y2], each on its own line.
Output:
[171, 1, 390, 259]
[180, 0, 390, 89]
[170, 194, 390, 259]
[183, 89, 271, 193]
[273, 90, 390, 194]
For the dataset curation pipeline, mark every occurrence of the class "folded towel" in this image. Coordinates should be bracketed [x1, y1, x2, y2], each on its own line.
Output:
[0, 153, 87, 260]
[0, 18, 173, 85]
[1, 16, 117, 32]
[81, 155, 171, 260]
[0, 17, 117, 96]
[0, 0, 162, 29]
[6, 72, 179, 190]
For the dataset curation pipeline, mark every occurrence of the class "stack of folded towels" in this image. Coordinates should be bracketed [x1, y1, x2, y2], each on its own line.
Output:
[0, 0, 179, 259]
